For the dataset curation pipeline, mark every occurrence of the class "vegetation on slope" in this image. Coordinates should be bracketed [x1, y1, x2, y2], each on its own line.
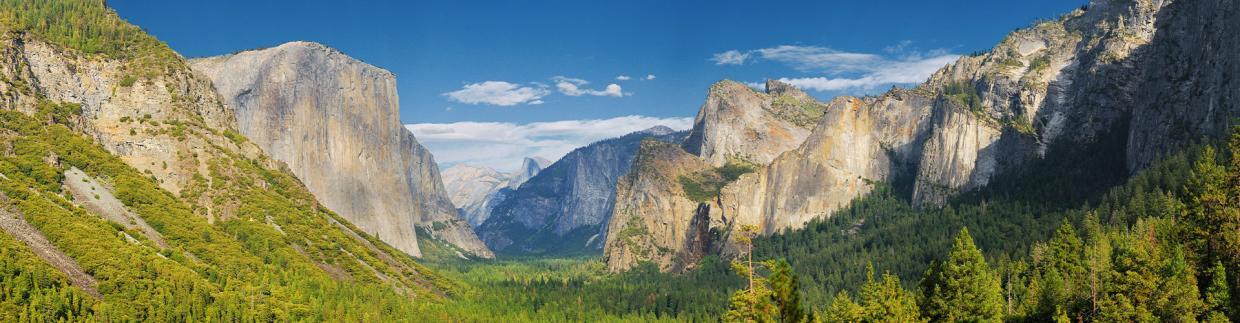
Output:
[0, 107, 464, 320]
[680, 158, 757, 203]
[0, 0, 180, 80]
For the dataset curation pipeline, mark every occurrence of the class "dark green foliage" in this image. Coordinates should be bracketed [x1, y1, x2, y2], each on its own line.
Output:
[769, 259, 807, 323]
[680, 159, 757, 203]
[942, 80, 983, 112]
[428, 256, 742, 322]
[1204, 261, 1231, 321]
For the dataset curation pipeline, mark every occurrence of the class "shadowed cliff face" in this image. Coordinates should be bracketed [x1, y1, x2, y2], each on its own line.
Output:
[477, 127, 686, 255]
[605, 0, 1240, 272]
[190, 42, 492, 259]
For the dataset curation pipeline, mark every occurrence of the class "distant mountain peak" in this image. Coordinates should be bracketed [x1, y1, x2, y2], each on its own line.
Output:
[640, 125, 675, 135]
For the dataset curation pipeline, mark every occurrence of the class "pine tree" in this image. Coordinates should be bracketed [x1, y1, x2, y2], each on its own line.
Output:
[1203, 261, 1231, 321]
[725, 225, 778, 322]
[918, 227, 1004, 322]
[768, 259, 806, 323]
[822, 291, 863, 323]
[859, 263, 923, 323]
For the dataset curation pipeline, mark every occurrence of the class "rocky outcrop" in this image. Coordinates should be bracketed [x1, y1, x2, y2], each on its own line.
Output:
[442, 157, 550, 227]
[606, 0, 1239, 272]
[723, 91, 936, 235]
[682, 80, 824, 166]
[504, 157, 551, 190]
[477, 126, 685, 255]
[63, 167, 168, 249]
[603, 139, 723, 272]
[189, 42, 492, 259]
[0, 32, 242, 203]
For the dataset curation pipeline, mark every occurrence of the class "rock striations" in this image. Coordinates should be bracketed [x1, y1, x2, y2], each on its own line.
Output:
[190, 42, 492, 259]
[604, 0, 1238, 272]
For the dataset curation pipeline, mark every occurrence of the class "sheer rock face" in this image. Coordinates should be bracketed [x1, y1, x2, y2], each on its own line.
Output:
[477, 127, 684, 255]
[724, 91, 936, 236]
[1127, 0, 1240, 171]
[441, 157, 550, 228]
[189, 42, 492, 259]
[603, 139, 723, 272]
[606, 0, 1240, 272]
[505, 157, 551, 190]
[682, 80, 824, 167]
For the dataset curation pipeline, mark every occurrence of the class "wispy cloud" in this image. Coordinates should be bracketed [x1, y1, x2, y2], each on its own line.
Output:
[645, 74, 656, 80]
[616, 75, 631, 81]
[407, 115, 692, 171]
[776, 54, 959, 91]
[712, 44, 959, 92]
[553, 76, 627, 97]
[443, 81, 550, 106]
[711, 50, 751, 65]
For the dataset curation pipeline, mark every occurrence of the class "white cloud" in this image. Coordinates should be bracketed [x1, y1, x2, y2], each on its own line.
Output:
[443, 81, 550, 106]
[711, 50, 752, 65]
[773, 54, 959, 92]
[616, 75, 632, 81]
[645, 74, 656, 80]
[753, 45, 882, 73]
[407, 115, 693, 171]
[552, 76, 628, 97]
[715, 44, 959, 92]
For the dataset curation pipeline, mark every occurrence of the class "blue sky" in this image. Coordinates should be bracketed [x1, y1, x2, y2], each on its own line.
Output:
[113, 0, 1086, 170]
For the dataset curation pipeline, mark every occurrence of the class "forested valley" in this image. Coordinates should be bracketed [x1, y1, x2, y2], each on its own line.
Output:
[0, 1, 1238, 322]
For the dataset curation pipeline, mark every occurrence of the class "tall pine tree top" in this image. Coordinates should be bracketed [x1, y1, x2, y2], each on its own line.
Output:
[919, 227, 1004, 322]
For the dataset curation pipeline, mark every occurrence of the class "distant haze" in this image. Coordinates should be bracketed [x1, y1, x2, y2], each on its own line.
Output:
[407, 115, 692, 171]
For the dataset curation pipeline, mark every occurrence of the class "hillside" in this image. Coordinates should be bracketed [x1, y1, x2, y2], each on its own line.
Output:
[0, 1, 458, 320]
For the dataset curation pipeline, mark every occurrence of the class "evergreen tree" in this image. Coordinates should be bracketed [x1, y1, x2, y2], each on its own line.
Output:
[769, 259, 807, 323]
[822, 291, 863, 323]
[1099, 218, 1203, 322]
[1204, 261, 1231, 321]
[918, 227, 1003, 322]
[725, 225, 778, 322]
[859, 264, 923, 323]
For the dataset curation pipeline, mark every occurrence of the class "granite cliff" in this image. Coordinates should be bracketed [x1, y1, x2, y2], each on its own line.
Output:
[605, 0, 1238, 272]
[477, 126, 686, 255]
[190, 42, 492, 258]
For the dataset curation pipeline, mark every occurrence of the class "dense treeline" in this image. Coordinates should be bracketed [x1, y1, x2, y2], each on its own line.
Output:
[427, 256, 742, 321]
[721, 127, 1240, 322]
[753, 128, 1181, 305]
[0, 0, 180, 79]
